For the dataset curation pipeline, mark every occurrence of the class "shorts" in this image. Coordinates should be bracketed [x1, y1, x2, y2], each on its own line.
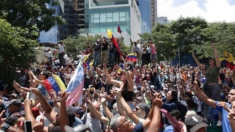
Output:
[150, 54, 157, 60]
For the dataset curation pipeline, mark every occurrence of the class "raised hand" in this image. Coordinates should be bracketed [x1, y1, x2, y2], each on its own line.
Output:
[58, 91, 70, 103]
[33, 116, 44, 132]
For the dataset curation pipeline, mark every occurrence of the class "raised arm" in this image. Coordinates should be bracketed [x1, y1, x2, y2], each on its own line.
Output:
[31, 88, 57, 123]
[24, 99, 37, 128]
[59, 92, 70, 132]
[103, 64, 123, 87]
[87, 101, 109, 125]
[117, 88, 139, 124]
[147, 92, 162, 132]
[211, 44, 220, 68]
[101, 98, 114, 118]
[192, 53, 205, 69]
[193, 81, 216, 108]
[29, 71, 44, 84]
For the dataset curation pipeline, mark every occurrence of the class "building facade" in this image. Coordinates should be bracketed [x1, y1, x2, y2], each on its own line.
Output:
[157, 17, 168, 25]
[80, 0, 141, 45]
[137, 0, 151, 33]
[151, 0, 157, 28]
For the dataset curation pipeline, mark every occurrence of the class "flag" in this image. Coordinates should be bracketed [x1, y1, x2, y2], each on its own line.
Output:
[107, 30, 122, 55]
[117, 23, 122, 34]
[66, 64, 84, 106]
[81, 54, 90, 63]
[126, 53, 137, 62]
[220, 51, 233, 63]
[220, 51, 235, 70]
[43, 75, 66, 95]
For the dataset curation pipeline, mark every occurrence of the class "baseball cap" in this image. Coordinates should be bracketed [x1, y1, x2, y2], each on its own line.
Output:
[137, 103, 150, 117]
[5, 99, 22, 109]
[65, 124, 91, 132]
[72, 107, 85, 117]
[185, 115, 208, 132]
[134, 90, 139, 94]
[135, 96, 142, 101]
[54, 107, 75, 126]
[97, 39, 100, 41]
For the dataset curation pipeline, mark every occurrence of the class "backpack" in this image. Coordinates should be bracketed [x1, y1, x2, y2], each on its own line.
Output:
[177, 101, 187, 121]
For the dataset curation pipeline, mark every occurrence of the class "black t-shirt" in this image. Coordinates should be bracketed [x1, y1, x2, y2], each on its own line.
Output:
[102, 42, 108, 51]
[48, 126, 62, 132]
[134, 123, 144, 132]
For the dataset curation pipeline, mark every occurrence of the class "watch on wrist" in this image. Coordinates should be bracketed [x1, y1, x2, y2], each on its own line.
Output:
[1, 123, 10, 131]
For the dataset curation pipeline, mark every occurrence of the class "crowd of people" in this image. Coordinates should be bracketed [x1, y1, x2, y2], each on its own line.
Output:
[0, 40, 235, 132]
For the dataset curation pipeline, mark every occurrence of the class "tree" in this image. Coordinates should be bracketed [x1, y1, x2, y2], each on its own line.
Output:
[191, 22, 235, 59]
[0, 19, 38, 84]
[138, 32, 151, 42]
[63, 34, 131, 59]
[170, 17, 208, 53]
[63, 34, 101, 58]
[152, 24, 176, 61]
[0, 0, 65, 33]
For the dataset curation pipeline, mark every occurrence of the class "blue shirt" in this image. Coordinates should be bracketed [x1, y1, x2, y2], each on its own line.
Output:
[134, 123, 144, 132]
[164, 125, 173, 132]
[37, 84, 47, 97]
[215, 101, 231, 132]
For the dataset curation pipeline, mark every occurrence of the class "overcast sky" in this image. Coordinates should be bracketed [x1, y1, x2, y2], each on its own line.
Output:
[157, 0, 235, 22]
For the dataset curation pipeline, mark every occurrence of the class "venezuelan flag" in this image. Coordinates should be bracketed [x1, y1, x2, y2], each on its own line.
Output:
[107, 30, 122, 55]
[220, 51, 235, 70]
[126, 53, 137, 62]
[43, 75, 66, 95]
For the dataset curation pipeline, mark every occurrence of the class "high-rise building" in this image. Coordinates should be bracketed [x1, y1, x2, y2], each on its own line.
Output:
[151, 0, 157, 28]
[157, 17, 168, 25]
[137, 0, 151, 33]
[80, 0, 141, 45]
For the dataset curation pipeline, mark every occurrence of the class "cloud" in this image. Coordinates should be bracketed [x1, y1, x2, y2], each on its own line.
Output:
[158, 0, 235, 22]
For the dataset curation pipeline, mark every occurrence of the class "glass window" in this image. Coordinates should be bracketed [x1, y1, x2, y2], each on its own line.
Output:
[107, 13, 112, 17]
[100, 13, 106, 22]
[91, 28, 100, 33]
[113, 12, 119, 22]
[94, 13, 99, 19]
[120, 17, 126, 21]
[94, 19, 99, 23]
[120, 12, 126, 17]
[107, 18, 112, 22]
[100, 27, 106, 33]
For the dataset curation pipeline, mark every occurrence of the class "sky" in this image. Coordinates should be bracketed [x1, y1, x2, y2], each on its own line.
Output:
[157, 0, 235, 22]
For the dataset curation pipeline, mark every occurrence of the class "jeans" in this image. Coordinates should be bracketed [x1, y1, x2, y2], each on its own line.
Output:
[203, 84, 221, 122]
[109, 52, 115, 66]
[94, 51, 101, 66]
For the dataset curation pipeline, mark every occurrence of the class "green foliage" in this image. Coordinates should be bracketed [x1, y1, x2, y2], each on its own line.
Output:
[151, 24, 176, 61]
[0, 19, 38, 84]
[63, 34, 131, 58]
[191, 22, 235, 59]
[138, 32, 151, 42]
[170, 17, 208, 52]
[139, 17, 235, 61]
[63, 35, 101, 58]
[0, 0, 65, 32]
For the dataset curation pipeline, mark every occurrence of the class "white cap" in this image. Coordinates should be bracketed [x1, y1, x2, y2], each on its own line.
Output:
[97, 39, 100, 41]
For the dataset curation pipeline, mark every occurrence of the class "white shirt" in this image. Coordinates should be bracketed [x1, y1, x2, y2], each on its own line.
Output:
[64, 54, 68, 61]
[46, 50, 53, 58]
[137, 44, 143, 53]
[58, 44, 65, 53]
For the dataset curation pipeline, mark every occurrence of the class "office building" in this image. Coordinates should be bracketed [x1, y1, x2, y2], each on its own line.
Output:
[38, 2, 61, 44]
[80, 0, 141, 45]
[151, 0, 157, 28]
[137, 0, 151, 33]
[157, 17, 168, 25]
